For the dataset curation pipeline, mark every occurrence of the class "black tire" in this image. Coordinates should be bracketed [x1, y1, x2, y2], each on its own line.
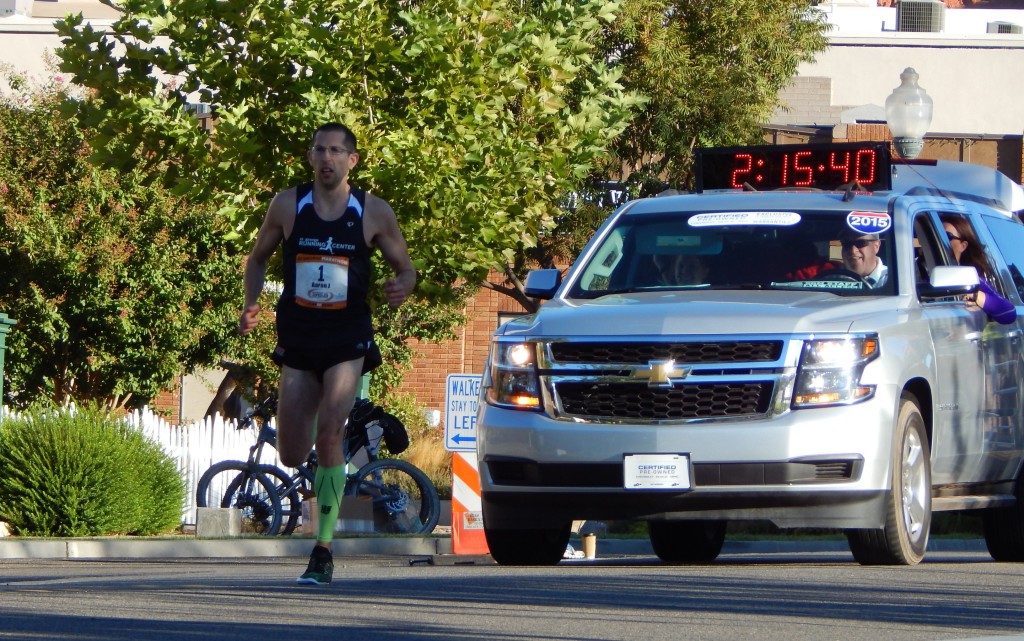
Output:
[983, 473, 1024, 561]
[253, 465, 306, 536]
[345, 459, 441, 535]
[195, 461, 283, 536]
[648, 520, 726, 563]
[484, 522, 572, 565]
[846, 395, 931, 565]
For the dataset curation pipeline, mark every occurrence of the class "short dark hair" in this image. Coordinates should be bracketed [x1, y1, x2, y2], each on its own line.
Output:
[312, 122, 358, 153]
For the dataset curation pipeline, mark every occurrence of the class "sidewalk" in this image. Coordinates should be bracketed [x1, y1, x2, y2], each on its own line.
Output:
[0, 534, 988, 560]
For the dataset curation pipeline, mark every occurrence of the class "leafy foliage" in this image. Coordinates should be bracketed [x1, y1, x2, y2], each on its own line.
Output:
[0, 69, 242, 409]
[601, 0, 830, 191]
[0, 403, 185, 536]
[56, 0, 643, 302]
[484, 0, 830, 307]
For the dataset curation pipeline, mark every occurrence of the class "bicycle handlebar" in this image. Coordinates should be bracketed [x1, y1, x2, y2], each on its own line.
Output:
[236, 395, 278, 430]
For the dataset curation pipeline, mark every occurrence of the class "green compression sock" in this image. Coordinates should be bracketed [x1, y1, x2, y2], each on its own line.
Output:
[314, 463, 347, 544]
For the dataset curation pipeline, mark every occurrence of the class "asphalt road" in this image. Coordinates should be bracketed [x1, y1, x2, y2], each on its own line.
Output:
[1, 548, 1022, 641]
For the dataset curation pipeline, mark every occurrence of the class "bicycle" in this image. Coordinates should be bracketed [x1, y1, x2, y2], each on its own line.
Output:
[195, 395, 441, 536]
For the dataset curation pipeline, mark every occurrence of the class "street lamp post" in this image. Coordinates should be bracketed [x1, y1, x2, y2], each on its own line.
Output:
[885, 67, 933, 160]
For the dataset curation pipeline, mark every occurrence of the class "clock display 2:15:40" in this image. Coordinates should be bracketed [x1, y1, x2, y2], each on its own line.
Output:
[730, 148, 881, 189]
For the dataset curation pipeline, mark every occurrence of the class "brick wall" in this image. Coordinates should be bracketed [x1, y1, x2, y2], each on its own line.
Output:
[771, 76, 847, 127]
[151, 388, 180, 422]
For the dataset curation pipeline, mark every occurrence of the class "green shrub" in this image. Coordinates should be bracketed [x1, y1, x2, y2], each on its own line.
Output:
[118, 427, 187, 536]
[0, 404, 185, 536]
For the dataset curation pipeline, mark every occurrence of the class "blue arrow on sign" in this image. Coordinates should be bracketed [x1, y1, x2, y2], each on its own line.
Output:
[451, 434, 477, 445]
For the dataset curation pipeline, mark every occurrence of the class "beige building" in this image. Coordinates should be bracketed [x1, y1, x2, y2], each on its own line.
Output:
[0, 1, 117, 86]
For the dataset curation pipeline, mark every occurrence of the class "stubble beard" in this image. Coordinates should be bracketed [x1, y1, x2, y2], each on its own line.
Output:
[316, 166, 345, 191]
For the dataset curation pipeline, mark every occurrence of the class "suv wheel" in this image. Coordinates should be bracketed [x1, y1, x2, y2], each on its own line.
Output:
[649, 520, 726, 563]
[484, 523, 571, 565]
[982, 472, 1024, 561]
[846, 394, 931, 565]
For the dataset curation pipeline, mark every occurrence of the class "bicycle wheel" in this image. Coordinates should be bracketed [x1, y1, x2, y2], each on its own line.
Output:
[345, 459, 441, 535]
[246, 464, 306, 536]
[195, 461, 283, 535]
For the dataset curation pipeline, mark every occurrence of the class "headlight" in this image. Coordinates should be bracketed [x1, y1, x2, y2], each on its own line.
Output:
[793, 336, 879, 408]
[484, 341, 542, 410]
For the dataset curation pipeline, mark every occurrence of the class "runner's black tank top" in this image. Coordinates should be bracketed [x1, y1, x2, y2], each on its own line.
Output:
[275, 183, 374, 348]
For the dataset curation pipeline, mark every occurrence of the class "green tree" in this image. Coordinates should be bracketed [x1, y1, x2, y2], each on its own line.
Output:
[55, 0, 642, 303]
[482, 0, 830, 310]
[0, 68, 241, 409]
[602, 0, 830, 190]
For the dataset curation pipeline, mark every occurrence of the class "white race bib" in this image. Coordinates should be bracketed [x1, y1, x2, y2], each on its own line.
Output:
[295, 254, 349, 309]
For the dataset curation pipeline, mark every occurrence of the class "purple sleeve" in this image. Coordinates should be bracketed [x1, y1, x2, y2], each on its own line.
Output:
[978, 279, 1017, 325]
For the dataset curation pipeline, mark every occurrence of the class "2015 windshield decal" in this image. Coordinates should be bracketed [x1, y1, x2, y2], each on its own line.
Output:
[688, 212, 801, 227]
[846, 211, 891, 234]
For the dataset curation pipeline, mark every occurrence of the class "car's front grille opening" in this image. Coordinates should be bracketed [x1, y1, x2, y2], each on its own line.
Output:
[486, 459, 861, 488]
[549, 341, 783, 365]
[813, 460, 858, 480]
[555, 382, 773, 420]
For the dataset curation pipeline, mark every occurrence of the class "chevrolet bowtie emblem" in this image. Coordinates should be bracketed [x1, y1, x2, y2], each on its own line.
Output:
[632, 359, 689, 388]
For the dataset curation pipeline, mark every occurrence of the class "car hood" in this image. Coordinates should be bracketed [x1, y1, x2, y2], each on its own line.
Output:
[501, 290, 899, 337]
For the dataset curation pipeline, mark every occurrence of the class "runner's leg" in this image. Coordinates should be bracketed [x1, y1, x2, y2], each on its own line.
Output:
[311, 358, 364, 546]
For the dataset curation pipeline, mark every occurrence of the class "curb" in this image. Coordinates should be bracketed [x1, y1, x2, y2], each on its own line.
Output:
[0, 536, 987, 560]
[0, 536, 452, 560]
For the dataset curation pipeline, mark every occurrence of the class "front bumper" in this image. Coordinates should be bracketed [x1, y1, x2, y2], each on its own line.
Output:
[477, 388, 897, 530]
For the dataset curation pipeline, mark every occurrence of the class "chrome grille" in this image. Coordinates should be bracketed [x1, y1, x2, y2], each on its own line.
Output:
[549, 341, 782, 365]
[555, 382, 773, 420]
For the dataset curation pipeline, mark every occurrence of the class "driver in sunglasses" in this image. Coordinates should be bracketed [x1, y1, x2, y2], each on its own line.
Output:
[840, 230, 887, 288]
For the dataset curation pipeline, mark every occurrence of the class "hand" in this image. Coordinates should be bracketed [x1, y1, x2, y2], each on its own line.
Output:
[239, 303, 261, 335]
[965, 291, 986, 310]
[383, 271, 415, 308]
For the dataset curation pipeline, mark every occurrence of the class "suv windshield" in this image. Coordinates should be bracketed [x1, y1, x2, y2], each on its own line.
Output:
[569, 210, 897, 298]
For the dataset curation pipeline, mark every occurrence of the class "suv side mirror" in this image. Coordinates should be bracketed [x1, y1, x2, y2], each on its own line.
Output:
[918, 265, 980, 300]
[524, 269, 562, 300]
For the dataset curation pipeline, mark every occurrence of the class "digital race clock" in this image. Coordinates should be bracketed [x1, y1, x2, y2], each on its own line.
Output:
[695, 142, 892, 192]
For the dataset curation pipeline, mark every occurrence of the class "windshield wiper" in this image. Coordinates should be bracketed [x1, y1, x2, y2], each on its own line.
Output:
[573, 287, 638, 299]
[705, 283, 769, 290]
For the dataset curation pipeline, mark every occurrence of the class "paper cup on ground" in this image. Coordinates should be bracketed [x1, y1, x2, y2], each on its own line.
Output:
[582, 534, 597, 559]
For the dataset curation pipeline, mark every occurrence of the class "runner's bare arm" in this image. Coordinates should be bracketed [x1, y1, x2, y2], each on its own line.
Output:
[367, 195, 416, 308]
[240, 191, 293, 334]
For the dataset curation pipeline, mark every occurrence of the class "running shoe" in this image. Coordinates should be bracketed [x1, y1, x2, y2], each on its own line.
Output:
[297, 547, 333, 585]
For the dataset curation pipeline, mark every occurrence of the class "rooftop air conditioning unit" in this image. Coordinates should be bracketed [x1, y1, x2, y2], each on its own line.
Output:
[0, 0, 32, 16]
[987, 21, 1024, 34]
[896, 0, 945, 33]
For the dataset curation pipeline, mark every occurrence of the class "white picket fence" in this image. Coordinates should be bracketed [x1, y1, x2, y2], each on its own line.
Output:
[0, 405, 284, 527]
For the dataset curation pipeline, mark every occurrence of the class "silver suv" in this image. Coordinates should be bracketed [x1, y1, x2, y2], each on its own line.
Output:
[476, 142, 1024, 566]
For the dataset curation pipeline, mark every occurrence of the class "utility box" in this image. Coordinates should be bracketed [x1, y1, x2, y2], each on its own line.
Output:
[0, 0, 32, 17]
[0, 314, 15, 409]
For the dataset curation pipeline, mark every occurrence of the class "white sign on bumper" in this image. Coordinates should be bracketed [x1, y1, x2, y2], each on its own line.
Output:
[623, 454, 692, 490]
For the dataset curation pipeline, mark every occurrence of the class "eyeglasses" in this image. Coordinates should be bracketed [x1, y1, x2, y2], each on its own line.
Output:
[946, 231, 963, 242]
[841, 238, 876, 249]
[310, 145, 355, 157]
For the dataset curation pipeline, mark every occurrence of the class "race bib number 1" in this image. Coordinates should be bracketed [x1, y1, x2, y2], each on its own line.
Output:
[295, 254, 349, 309]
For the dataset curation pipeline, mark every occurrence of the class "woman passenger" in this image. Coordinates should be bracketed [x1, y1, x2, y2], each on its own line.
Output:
[940, 214, 1016, 325]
